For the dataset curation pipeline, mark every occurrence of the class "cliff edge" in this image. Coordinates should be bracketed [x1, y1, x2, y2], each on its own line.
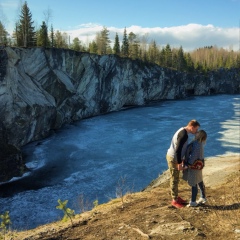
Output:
[6, 154, 240, 240]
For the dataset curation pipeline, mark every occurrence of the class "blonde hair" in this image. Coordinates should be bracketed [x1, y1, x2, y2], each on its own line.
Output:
[195, 130, 207, 143]
[187, 119, 200, 128]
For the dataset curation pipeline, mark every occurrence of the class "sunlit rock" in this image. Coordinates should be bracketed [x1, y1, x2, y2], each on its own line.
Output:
[0, 46, 239, 181]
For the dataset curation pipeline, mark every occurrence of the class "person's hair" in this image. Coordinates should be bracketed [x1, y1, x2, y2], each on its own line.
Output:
[195, 130, 207, 143]
[187, 119, 200, 128]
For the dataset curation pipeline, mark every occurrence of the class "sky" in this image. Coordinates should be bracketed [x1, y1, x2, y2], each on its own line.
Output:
[0, 0, 240, 51]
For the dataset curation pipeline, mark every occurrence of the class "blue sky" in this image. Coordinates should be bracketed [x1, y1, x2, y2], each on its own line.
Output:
[0, 0, 239, 51]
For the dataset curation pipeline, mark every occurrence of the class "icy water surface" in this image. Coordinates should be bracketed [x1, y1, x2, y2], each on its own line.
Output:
[0, 94, 239, 230]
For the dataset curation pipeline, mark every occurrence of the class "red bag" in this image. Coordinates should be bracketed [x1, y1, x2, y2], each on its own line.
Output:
[189, 160, 204, 170]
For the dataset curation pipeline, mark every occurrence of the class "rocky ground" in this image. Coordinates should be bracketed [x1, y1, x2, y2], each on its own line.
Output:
[4, 155, 240, 240]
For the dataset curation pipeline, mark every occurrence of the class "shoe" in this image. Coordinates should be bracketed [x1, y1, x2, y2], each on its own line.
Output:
[177, 196, 187, 204]
[187, 201, 198, 207]
[171, 200, 184, 208]
[197, 197, 207, 204]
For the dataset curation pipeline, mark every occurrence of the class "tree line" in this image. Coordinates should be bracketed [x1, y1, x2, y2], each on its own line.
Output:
[0, 1, 239, 72]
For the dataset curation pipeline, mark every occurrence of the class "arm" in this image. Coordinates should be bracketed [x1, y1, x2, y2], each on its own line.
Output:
[176, 130, 188, 164]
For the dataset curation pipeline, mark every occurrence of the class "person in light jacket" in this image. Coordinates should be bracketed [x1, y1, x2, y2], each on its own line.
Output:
[183, 130, 207, 207]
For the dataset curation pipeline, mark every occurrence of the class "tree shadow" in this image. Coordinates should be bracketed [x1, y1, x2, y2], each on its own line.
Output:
[203, 203, 240, 211]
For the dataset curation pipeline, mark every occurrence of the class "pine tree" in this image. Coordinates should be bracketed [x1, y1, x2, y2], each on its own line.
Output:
[121, 27, 129, 57]
[37, 21, 50, 47]
[16, 1, 36, 47]
[236, 54, 240, 68]
[148, 40, 158, 64]
[50, 24, 55, 47]
[176, 46, 187, 71]
[0, 21, 8, 45]
[185, 53, 194, 72]
[159, 47, 166, 67]
[113, 33, 120, 55]
[89, 40, 98, 54]
[97, 27, 111, 55]
[128, 32, 139, 60]
[165, 44, 172, 68]
[71, 37, 81, 51]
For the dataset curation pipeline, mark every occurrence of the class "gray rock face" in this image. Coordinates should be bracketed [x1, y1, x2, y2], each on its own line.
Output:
[0, 122, 26, 182]
[0, 47, 239, 181]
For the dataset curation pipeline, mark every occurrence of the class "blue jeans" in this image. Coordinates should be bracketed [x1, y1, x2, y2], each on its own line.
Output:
[191, 181, 205, 202]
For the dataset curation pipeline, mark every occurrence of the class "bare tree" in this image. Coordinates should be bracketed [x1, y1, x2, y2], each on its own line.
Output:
[43, 7, 53, 29]
[139, 33, 149, 61]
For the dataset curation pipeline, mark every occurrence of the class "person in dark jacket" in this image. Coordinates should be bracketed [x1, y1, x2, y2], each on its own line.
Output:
[166, 119, 200, 208]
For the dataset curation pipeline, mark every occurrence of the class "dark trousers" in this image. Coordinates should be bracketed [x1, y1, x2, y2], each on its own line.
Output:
[191, 181, 205, 202]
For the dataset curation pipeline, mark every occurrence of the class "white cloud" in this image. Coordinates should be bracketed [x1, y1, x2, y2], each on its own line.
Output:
[65, 23, 239, 52]
[0, 0, 18, 8]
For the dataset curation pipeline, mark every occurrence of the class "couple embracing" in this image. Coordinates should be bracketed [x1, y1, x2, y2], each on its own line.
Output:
[166, 119, 207, 208]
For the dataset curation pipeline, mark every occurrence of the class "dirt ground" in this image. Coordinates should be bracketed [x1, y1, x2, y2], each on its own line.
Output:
[5, 155, 240, 240]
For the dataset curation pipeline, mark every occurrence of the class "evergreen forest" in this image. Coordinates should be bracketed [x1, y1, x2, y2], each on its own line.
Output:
[0, 1, 239, 73]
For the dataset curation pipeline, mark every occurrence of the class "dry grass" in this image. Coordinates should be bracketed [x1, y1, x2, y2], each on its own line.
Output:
[1, 156, 240, 240]
[207, 172, 240, 229]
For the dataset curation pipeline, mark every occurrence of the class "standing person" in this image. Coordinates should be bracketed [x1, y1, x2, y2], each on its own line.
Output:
[166, 119, 200, 208]
[183, 130, 207, 207]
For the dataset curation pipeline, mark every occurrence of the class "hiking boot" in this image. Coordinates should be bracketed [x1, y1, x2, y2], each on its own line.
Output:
[171, 200, 184, 208]
[187, 201, 198, 207]
[197, 197, 207, 204]
[177, 196, 187, 204]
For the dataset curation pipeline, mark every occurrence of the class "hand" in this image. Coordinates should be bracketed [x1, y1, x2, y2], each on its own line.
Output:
[178, 163, 188, 171]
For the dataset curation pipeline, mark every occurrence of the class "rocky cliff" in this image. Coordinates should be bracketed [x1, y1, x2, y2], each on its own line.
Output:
[0, 47, 239, 181]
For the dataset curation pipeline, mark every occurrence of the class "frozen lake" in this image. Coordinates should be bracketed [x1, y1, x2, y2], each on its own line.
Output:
[0, 94, 239, 230]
